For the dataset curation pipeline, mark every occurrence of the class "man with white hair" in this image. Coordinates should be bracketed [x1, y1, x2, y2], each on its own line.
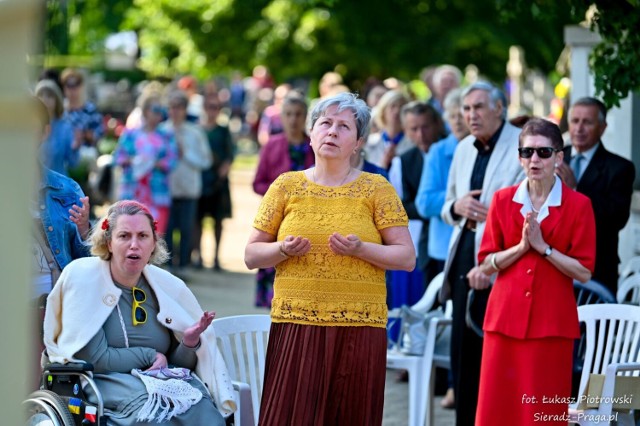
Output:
[429, 64, 463, 115]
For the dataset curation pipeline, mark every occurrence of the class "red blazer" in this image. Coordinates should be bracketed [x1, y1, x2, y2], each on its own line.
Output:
[252, 133, 313, 196]
[478, 182, 596, 340]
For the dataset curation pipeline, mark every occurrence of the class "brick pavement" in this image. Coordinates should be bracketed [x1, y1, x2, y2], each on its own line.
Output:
[183, 166, 455, 425]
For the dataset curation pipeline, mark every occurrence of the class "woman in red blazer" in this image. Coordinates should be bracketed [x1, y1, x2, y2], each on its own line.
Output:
[475, 118, 596, 426]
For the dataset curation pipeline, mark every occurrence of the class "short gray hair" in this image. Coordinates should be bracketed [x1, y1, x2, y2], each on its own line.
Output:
[443, 87, 464, 113]
[570, 97, 607, 124]
[308, 92, 371, 140]
[282, 91, 308, 115]
[167, 90, 188, 108]
[433, 65, 462, 88]
[461, 81, 507, 120]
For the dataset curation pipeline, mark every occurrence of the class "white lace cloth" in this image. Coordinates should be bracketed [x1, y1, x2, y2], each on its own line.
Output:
[131, 367, 203, 422]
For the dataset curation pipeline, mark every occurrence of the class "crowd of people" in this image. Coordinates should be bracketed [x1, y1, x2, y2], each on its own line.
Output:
[30, 61, 636, 426]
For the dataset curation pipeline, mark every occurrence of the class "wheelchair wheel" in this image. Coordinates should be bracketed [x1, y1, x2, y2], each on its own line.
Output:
[24, 390, 75, 426]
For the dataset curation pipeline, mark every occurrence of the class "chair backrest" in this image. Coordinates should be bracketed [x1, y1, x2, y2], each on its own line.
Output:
[619, 255, 640, 285]
[576, 304, 640, 396]
[574, 279, 616, 306]
[410, 272, 444, 313]
[617, 274, 640, 305]
[573, 280, 617, 376]
[213, 314, 271, 423]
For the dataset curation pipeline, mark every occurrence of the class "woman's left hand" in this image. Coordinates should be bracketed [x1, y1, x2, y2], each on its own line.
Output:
[328, 233, 362, 256]
[467, 266, 492, 290]
[69, 196, 91, 239]
[182, 311, 216, 348]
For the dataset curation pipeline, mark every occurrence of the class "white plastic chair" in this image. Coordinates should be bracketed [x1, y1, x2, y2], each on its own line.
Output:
[617, 274, 640, 305]
[386, 272, 452, 426]
[213, 314, 271, 426]
[569, 304, 640, 426]
[619, 255, 640, 286]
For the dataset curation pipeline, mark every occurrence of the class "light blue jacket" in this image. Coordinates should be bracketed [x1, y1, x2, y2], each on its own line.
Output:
[39, 167, 91, 269]
[415, 133, 458, 261]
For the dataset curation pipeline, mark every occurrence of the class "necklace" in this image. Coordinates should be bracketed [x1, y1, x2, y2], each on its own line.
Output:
[528, 193, 541, 214]
[312, 167, 352, 186]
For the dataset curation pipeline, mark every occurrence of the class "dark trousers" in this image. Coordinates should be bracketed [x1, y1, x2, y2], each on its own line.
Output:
[425, 258, 445, 287]
[166, 198, 197, 268]
[448, 229, 485, 426]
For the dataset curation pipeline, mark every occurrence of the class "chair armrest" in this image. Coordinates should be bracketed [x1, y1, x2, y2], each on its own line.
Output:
[597, 362, 640, 415]
[232, 380, 255, 426]
[387, 308, 401, 320]
[422, 317, 452, 361]
[45, 362, 94, 372]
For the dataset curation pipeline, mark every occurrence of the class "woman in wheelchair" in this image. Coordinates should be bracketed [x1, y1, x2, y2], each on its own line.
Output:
[42, 200, 236, 425]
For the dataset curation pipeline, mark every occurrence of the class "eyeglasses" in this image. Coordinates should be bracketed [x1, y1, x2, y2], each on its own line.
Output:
[132, 286, 147, 326]
[205, 104, 221, 110]
[518, 147, 559, 159]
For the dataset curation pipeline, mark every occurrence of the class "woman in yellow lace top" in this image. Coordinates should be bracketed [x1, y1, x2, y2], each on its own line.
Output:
[245, 92, 415, 425]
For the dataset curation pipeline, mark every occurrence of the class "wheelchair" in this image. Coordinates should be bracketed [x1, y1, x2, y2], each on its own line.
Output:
[24, 361, 105, 426]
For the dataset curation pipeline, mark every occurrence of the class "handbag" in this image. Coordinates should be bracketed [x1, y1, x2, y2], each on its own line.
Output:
[465, 288, 491, 338]
[390, 305, 446, 356]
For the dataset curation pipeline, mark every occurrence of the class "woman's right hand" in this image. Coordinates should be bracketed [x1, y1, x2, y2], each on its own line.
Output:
[281, 235, 311, 257]
[146, 352, 168, 371]
[520, 215, 531, 253]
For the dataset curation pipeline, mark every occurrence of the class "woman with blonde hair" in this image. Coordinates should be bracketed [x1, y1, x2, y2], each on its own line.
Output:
[44, 200, 235, 425]
[364, 89, 412, 170]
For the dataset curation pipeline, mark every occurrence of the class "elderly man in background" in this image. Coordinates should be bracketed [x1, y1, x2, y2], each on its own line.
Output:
[556, 97, 635, 295]
[440, 82, 524, 426]
[389, 102, 447, 303]
[429, 64, 463, 116]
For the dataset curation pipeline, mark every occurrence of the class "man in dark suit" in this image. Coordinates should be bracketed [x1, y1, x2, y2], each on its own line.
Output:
[556, 97, 635, 295]
[392, 102, 447, 287]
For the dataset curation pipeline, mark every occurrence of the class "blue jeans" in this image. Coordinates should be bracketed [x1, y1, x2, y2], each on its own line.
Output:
[166, 198, 197, 268]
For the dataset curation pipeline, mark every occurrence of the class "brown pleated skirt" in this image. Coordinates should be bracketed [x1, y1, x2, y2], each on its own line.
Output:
[258, 322, 387, 426]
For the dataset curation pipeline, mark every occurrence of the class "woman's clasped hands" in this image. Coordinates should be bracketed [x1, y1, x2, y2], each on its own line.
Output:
[521, 212, 545, 254]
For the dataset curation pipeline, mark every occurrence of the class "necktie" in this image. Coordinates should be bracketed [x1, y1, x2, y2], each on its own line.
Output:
[572, 154, 585, 182]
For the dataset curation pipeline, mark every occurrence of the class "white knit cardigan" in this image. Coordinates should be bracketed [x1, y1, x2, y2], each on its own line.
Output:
[43, 257, 236, 416]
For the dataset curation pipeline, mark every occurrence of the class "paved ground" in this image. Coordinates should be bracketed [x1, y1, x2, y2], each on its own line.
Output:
[181, 165, 455, 426]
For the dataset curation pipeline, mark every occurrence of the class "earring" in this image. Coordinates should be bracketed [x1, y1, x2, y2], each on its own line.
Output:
[555, 163, 558, 167]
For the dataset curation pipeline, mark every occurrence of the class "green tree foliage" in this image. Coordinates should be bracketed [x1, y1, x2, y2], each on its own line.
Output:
[45, 0, 129, 56]
[497, 0, 640, 108]
[46, 1, 640, 106]
[119, 0, 575, 87]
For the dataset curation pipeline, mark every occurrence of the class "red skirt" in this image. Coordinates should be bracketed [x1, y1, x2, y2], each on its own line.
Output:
[476, 332, 573, 426]
[258, 322, 387, 426]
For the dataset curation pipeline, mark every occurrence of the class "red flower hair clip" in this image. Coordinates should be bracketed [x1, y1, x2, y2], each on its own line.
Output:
[101, 218, 110, 230]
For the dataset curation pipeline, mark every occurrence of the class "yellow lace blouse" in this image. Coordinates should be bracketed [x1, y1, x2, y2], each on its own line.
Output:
[253, 171, 408, 328]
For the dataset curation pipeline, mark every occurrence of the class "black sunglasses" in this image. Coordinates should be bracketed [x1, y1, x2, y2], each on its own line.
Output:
[132, 286, 147, 326]
[518, 147, 559, 159]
